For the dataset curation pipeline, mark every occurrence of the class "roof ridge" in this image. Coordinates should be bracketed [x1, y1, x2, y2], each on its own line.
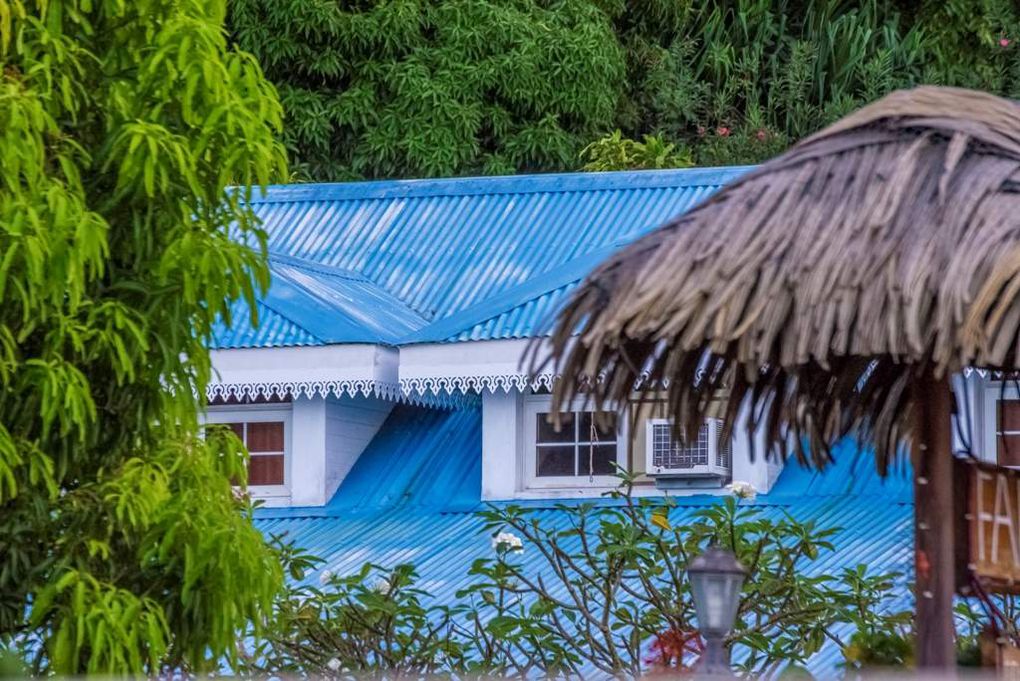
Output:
[245, 167, 755, 204]
[254, 297, 329, 345]
[268, 252, 369, 282]
[398, 236, 638, 345]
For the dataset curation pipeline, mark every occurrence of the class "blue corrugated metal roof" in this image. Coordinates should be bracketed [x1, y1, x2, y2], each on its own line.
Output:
[326, 405, 481, 512]
[217, 167, 753, 348]
[449, 282, 575, 342]
[212, 299, 323, 349]
[212, 254, 427, 348]
[254, 406, 912, 675]
[769, 438, 913, 499]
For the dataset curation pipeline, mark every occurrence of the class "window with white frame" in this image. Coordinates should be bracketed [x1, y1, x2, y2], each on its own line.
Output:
[204, 406, 291, 489]
[523, 397, 626, 488]
[995, 399, 1020, 467]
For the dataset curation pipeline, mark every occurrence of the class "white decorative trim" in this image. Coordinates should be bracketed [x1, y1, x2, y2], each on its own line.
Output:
[399, 373, 557, 397]
[963, 368, 1020, 380]
[398, 371, 649, 397]
[207, 380, 401, 402]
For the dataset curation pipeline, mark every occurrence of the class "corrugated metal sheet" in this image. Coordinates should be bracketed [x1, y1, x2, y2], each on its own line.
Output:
[212, 255, 428, 348]
[212, 299, 323, 349]
[450, 282, 574, 342]
[264, 255, 427, 344]
[254, 406, 912, 675]
[219, 167, 751, 347]
[326, 405, 482, 512]
[769, 437, 913, 499]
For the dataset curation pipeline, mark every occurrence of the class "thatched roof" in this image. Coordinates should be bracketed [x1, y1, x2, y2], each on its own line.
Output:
[541, 86, 1020, 471]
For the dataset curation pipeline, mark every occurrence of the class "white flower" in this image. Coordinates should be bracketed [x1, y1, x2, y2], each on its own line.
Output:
[491, 531, 524, 553]
[726, 481, 757, 501]
[319, 568, 334, 585]
[326, 657, 341, 672]
[372, 577, 390, 594]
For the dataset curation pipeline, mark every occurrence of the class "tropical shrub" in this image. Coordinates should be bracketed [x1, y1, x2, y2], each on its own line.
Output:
[249, 480, 911, 677]
[580, 131, 693, 171]
[0, 0, 287, 674]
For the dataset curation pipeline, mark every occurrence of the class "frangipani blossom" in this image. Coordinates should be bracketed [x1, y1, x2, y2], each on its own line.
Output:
[491, 531, 524, 553]
[726, 481, 757, 501]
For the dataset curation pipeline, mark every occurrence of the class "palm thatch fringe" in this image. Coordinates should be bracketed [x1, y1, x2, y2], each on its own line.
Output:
[536, 86, 1020, 472]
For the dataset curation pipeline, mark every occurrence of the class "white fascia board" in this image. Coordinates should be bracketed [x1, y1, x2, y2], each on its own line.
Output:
[399, 339, 557, 395]
[208, 344, 399, 400]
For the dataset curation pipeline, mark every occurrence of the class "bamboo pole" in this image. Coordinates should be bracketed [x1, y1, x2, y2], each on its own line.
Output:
[913, 372, 956, 669]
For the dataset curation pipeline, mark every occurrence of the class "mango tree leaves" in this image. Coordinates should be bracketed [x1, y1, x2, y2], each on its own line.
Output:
[0, 0, 286, 673]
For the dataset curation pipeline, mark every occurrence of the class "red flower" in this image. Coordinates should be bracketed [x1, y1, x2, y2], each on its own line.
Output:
[716, 126, 731, 137]
[1001, 38, 1012, 47]
[645, 628, 704, 674]
[756, 128, 768, 142]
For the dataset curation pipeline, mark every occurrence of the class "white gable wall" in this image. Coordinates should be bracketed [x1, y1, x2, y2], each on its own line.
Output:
[289, 396, 327, 506]
[210, 394, 393, 508]
[482, 390, 521, 500]
[325, 396, 394, 500]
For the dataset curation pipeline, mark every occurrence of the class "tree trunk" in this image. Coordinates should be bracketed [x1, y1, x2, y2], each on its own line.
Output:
[913, 372, 956, 669]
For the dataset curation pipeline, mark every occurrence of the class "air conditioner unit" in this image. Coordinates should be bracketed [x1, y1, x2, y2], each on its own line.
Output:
[645, 418, 731, 489]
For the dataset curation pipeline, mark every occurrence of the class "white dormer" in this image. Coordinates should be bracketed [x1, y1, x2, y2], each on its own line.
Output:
[481, 385, 782, 501]
[202, 392, 393, 507]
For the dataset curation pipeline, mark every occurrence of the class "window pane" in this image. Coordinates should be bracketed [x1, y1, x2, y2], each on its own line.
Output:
[999, 435, 1020, 466]
[581, 444, 618, 476]
[1001, 401, 1020, 432]
[536, 445, 575, 476]
[536, 412, 574, 443]
[579, 412, 617, 442]
[247, 421, 284, 452]
[248, 454, 285, 485]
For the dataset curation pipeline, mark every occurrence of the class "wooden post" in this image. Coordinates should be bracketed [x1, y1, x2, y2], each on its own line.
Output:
[913, 372, 956, 669]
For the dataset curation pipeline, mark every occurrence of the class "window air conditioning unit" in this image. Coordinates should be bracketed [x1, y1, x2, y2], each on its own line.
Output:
[645, 418, 731, 489]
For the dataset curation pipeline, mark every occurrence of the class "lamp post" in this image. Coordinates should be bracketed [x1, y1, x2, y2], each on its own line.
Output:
[688, 546, 747, 676]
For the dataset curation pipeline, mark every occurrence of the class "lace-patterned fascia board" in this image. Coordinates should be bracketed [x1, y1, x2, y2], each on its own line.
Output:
[398, 373, 557, 397]
[206, 379, 401, 402]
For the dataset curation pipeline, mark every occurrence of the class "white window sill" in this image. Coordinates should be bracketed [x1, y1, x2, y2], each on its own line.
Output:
[505, 483, 738, 502]
[243, 485, 293, 507]
[248, 484, 290, 497]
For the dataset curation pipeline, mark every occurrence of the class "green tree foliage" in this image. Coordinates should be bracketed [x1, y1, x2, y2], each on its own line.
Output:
[230, 0, 626, 181]
[234, 0, 1020, 177]
[0, 0, 287, 673]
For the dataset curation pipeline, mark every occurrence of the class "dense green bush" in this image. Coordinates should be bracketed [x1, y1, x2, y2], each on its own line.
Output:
[247, 482, 911, 677]
[230, 0, 625, 180]
[232, 0, 1020, 178]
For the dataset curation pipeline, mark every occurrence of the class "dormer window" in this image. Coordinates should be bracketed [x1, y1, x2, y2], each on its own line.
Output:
[523, 396, 626, 489]
[204, 405, 292, 492]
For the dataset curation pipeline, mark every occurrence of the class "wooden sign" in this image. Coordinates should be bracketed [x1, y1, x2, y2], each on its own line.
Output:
[1001, 645, 1020, 680]
[956, 459, 1020, 594]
